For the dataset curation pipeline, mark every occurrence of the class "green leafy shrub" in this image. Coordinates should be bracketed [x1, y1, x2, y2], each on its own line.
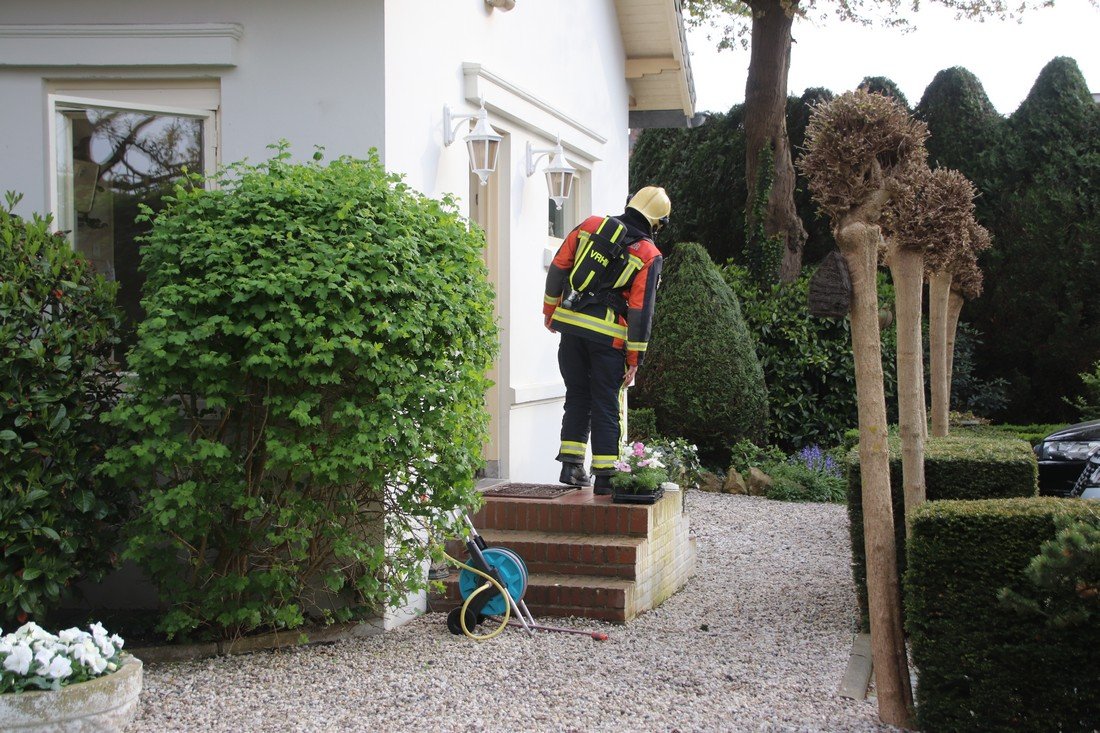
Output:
[634, 243, 768, 466]
[906, 498, 1099, 732]
[102, 147, 497, 640]
[626, 406, 658, 443]
[764, 444, 846, 503]
[847, 434, 1038, 630]
[0, 192, 126, 626]
[650, 437, 702, 489]
[727, 439, 785, 476]
[724, 264, 898, 449]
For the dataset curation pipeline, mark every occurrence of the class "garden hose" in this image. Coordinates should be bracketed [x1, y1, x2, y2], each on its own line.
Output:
[440, 549, 512, 641]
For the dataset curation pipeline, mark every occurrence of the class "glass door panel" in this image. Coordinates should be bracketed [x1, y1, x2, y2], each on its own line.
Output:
[54, 102, 208, 356]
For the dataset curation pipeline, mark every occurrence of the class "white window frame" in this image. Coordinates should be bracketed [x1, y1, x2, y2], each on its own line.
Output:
[47, 93, 218, 237]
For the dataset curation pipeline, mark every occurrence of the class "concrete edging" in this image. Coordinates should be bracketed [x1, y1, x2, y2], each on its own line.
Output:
[127, 619, 384, 664]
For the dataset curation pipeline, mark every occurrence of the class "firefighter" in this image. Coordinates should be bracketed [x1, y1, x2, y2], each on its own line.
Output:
[543, 186, 669, 494]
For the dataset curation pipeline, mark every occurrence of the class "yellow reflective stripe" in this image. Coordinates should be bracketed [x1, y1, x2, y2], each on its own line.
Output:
[612, 262, 640, 289]
[559, 441, 586, 456]
[610, 222, 624, 242]
[578, 270, 596, 291]
[595, 218, 610, 235]
[551, 309, 627, 339]
[591, 455, 617, 469]
[544, 294, 560, 305]
[627, 254, 643, 269]
[626, 341, 648, 352]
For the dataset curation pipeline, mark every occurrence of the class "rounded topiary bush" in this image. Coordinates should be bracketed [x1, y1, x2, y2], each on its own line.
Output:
[103, 147, 498, 640]
[634, 242, 768, 465]
[0, 192, 125, 625]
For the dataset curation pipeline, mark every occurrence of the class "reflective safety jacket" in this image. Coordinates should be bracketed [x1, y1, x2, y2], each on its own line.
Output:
[543, 215, 663, 366]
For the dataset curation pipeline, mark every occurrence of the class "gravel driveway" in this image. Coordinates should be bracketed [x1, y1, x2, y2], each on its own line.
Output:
[131, 492, 897, 732]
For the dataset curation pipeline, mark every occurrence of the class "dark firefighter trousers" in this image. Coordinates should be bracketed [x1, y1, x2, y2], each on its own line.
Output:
[555, 332, 626, 475]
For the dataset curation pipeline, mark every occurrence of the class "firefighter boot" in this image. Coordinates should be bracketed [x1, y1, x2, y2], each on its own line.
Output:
[593, 474, 613, 496]
[559, 462, 592, 487]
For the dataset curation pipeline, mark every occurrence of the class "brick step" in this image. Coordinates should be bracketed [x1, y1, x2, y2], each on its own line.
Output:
[471, 494, 652, 535]
[444, 528, 646, 579]
[436, 570, 634, 624]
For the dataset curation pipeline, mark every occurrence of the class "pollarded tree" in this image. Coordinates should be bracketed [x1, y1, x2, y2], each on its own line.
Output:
[928, 221, 991, 435]
[683, 0, 1090, 283]
[885, 166, 975, 515]
[799, 89, 927, 727]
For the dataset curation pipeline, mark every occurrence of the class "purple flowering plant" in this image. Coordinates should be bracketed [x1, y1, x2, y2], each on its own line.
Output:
[790, 444, 842, 479]
[611, 442, 669, 493]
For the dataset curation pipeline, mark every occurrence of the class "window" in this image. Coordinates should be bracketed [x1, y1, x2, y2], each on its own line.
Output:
[544, 169, 586, 267]
[50, 93, 216, 354]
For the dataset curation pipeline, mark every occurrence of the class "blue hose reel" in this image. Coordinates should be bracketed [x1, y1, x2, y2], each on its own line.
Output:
[447, 541, 529, 635]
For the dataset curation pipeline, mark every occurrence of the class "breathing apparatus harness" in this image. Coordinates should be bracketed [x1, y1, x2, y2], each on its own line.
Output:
[559, 216, 639, 318]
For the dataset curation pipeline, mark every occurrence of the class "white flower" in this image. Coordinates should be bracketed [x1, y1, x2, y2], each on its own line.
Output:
[109, 634, 125, 651]
[44, 655, 73, 680]
[58, 628, 83, 644]
[34, 646, 55, 673]
[3, 643, 33, 676]
[89, 622, 108, 642]
[14, 622, 49, 642]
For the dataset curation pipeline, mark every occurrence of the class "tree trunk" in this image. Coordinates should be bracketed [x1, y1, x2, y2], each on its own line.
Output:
[886, 242, 926, 531]
[928, 270, 952, 437]
[745, 0, 807, 283]
[946, 287, 966, 408]
[837, 219, 915, 728]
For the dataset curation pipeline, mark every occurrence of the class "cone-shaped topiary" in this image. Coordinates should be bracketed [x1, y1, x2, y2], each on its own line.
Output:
[916, 66, 1003, 184]
[633, 242, 768, 465]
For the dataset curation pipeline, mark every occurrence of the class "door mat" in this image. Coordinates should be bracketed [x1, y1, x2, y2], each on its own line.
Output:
[481, 483, 578, 499]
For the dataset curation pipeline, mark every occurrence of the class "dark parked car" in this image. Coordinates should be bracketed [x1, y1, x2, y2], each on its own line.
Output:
[1069, 448, 1100, 499]
[1034, 419, 1100, 496]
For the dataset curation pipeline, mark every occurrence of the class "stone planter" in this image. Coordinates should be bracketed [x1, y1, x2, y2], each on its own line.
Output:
[0, 654, 142, 732]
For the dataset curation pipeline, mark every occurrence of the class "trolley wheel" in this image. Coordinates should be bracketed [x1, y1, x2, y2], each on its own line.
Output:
[446, 606, 480, 636]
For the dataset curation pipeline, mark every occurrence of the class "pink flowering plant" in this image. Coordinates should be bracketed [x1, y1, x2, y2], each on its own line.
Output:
[0, 622, 124, 693]
[610, 442, 669, 493]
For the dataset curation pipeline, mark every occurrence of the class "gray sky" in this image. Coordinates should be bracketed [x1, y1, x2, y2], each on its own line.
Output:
[686, 3, 1100, 116]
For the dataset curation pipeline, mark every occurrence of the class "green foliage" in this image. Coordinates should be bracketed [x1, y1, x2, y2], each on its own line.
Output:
[727, 439, 785, 476]
[724, 264, 898, 449]
[952, 421, 1066, 448]
[787, 88, 838, 266]
[847, 434, 1038, 630]
[764, 462, 845, 503]
[0, 192, 126, 626]
[744, 145, 783, 286]
[915, 66, 1003, 206]
[968, 57, 1100, 422]
[102, 146, 497, 640]
[999, 512, 1100, 629]
[1066, 358, 1100, 420]
[906, 498, 1099, 732]
[650, 437, 703, 489]
[634, 243, 768, 466]
[626, 406, 659, 444]
[629, 109, 747, 264]
[934, 321, 1009, 417]
[859, 75, 910, 109]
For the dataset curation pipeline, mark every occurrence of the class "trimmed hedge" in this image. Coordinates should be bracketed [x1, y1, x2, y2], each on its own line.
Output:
[847, 434, 1038, 629]
[906, 498, 1099, 732]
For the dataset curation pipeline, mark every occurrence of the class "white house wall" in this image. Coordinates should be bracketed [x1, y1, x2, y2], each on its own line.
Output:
[0, 0, 386, 213]
[383, 0, 633, 484]
[1, 0, 636, 484]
